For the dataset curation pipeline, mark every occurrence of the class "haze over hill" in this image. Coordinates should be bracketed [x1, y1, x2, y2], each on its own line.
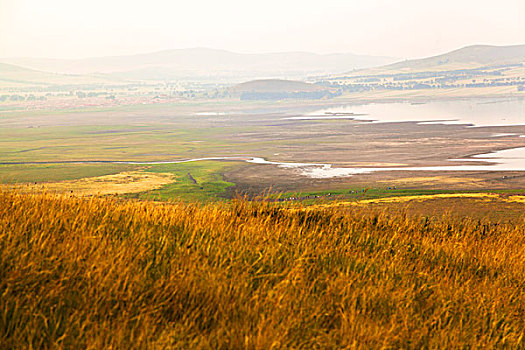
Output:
[0, 48, 398, 83]
[2, 44, 524, 102]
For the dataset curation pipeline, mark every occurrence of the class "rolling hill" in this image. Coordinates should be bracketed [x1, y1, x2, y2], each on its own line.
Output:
[0, 48, 398, 82]
[229, 79, 336, 100]
[231, 79, 327, 93]
[0, 62, 123, 88]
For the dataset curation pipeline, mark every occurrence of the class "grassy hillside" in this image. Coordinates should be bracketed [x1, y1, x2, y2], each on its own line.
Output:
[1, 189, 525, 348]
[388, 44, 525, 70]
[324, 45, 525, 98]
[347, 44, 525, 75]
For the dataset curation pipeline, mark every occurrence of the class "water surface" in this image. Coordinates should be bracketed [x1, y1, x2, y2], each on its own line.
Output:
[303, 98, 525, 127]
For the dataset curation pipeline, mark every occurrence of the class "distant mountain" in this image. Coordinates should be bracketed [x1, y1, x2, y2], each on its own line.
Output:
[343, 45, 525, 76]
[229, 79, 337, 100]
[0, 48, 398, 82]
[0, 63, 120, 88]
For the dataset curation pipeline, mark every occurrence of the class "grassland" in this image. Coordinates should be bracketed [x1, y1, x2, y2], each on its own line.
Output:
[0, 124, 236, 163]
[270, 187, 525, 203]
[360, 194, 525, 223]
[4, 171, 175, 196]
[1, 189, 525, 348]
[0, 161, 239, 202]
[129, 161, 239, 202]
[0, 163, 139, 184]
[266, 188, 525, 222]
[269, 188, 467, 202]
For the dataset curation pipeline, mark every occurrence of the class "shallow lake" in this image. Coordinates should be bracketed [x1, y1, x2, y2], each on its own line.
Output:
[297, 98, 525, 127]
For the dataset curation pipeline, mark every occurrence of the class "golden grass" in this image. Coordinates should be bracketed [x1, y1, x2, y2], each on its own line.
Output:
[306, 193, 512, 211]
[378, 175, 485, 187]
[508, 195, 525, 204]
[2, 171, 175, 196]
[1, 189, 525, 348]
[358, 193, 501, 204]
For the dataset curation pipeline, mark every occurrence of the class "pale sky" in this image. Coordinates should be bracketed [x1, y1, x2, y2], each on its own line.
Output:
[1, 0, 524, 59]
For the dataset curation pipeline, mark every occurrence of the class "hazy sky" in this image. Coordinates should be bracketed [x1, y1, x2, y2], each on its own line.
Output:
[1, 0, 524, 59]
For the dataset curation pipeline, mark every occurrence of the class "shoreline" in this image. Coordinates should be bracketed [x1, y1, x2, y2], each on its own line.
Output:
[2, 147, 525, 179]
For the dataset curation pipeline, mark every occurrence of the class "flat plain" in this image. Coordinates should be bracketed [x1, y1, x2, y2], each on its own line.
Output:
[2, 97, 525, 203]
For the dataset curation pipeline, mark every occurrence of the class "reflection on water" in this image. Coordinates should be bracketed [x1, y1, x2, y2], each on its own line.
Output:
[490, 133, 518, 137]
[195, 112, 228, 116]
[303, 98, 525, 127]
[285, 116, 361, 120]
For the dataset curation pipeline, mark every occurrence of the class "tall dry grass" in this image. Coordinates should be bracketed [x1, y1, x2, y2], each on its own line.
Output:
[1, 189, 524, 349]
